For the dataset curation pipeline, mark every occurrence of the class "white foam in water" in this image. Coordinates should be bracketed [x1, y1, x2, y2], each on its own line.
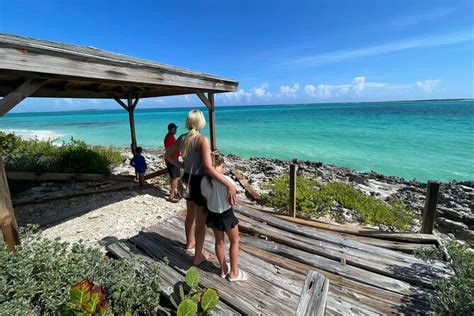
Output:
[2, 129, 64, 141]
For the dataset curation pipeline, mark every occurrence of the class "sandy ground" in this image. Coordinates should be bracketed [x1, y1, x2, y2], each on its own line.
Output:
[14, 182, 187, 248]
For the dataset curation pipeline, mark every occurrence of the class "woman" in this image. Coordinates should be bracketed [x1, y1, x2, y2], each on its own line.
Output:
[165, 109, 236, 265]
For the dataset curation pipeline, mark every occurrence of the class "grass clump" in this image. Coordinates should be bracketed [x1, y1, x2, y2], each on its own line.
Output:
[0, 226, 162, 315]
[0, 131, 124, 174]
[415, 242, 474, 315]
[262, 175, 416, 231]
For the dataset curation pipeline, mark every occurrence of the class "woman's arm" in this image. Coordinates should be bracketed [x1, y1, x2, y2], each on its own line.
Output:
[199, 136, 236, 205]
[165, 141, 184, 169]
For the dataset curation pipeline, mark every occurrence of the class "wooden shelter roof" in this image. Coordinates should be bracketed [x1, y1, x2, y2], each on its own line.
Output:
[0, 33, 239, 100]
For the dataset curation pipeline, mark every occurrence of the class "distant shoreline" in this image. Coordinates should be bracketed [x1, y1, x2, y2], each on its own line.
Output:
[6, 98, 474, 115]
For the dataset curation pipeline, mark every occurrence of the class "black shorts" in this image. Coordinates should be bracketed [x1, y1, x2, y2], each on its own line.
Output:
[166, 161, 181, 179]
[182, 173, 205, 207]
[206, 208, 239, 232]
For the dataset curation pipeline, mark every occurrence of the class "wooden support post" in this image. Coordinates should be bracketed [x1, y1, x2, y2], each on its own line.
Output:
[127, 93, 138, 154]
[0, 155, 20, 252]
[296, 271, 329, 316]
[289, 162, 297, 217]
[421, 180, 440, 234]
[208, 93, 217, 152]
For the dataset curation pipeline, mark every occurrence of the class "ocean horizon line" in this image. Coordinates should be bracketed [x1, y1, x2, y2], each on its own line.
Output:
[8, 97, 474, 115]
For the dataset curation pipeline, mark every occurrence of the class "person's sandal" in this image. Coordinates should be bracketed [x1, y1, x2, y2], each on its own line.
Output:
[168, 197, 179, 203]
[220, 263, 231, 278]
[227, 269, 248, 282]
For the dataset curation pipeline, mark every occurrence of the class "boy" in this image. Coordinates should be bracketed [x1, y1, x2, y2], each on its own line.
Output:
[130, 147, 147, 187]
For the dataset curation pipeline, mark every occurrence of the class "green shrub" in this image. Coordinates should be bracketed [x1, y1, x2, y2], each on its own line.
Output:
[415, 241, 474, 314]
[165, 267, 219, 316]
[0, 132, 124, 174]
[261, 175, 417, 230]
[0, 226, 162, 315]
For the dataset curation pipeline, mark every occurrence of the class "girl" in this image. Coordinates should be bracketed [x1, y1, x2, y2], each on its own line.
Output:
[165, 109, 236, 266]
[200, 153, 248, 282]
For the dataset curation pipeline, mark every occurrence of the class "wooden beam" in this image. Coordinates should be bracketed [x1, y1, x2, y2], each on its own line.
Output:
[296, 271, 329, 316]
[0, 78, 47, 116]
[6, 171, 134, 182]
[132, 92, 143, 110]
[111, 93, 129, 111]
[196, 92, 212, 109]
[230, 169, 262, 203]
[144, 168, 168, 180]
[208, 92, 216, 151]
[0, 155, 20, 251]
[0, 46, 238, 93]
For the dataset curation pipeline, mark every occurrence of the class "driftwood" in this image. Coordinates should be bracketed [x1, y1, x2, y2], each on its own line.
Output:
[6, 171, 134, 182]
[230, 169, 262, 203]
[144, 168, 168, 180]
[296, 271, 329, 316]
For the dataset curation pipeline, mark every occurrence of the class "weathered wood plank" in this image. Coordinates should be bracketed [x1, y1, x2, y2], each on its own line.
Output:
[0, 78, 47, 116]
[130, 231, 298, 315]
[106, 241, 240, 315]
[0, 46, 237, 93]
[144, 168, 168, 180]
[274, 213, 439, 244]
[421, 181, 440, 234]
[0, 155, 20, 251]
[234, 205, 448, 271]
[6, 171, 134, 182]
[236, 213, 449, 288]
[162, 216, 421, 315]
[296, 271, 329, 316]
[238, 240, 431, 314]
[12, 181, 135, 206]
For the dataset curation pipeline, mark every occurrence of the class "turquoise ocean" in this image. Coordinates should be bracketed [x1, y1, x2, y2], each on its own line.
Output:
[1, 100, 473, 182]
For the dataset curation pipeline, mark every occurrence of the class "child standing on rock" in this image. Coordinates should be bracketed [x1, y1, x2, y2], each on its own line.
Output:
[200, 152, 248, 282]
[130, 147, 147, 187]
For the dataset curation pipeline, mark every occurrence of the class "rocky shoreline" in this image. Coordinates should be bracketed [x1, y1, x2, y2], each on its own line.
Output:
[11, 146, 473, 245]
[116, 147, 473, 241]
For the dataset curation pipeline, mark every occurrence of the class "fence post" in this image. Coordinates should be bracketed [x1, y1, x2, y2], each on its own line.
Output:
[289, 161, 297, 217]
[421, 180, 440, 234]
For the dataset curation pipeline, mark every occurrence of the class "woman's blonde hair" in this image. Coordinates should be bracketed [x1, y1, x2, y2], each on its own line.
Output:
[182, 109, 206, 157]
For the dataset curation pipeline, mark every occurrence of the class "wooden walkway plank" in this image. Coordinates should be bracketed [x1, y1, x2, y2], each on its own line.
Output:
[106, 241, 240, 315]
[236, 213, 446, 288]
[296, 271, 329, 316]
[234, 205, 450, 273]
[130, 231, 298, 315]
[163, 216, 423, 315]
[238, 242, 431, 315]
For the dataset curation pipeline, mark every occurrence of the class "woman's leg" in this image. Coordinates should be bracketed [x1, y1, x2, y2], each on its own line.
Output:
[185, 200, 196, 249]
[212, 229, 227, 275]
[193, 205, 208, 265]
[226, 225, 240, 278]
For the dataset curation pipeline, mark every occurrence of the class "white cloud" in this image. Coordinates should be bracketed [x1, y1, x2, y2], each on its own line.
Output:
[251, 83, 272, 98]
[416, 79, 441, 92]
[278, 83, 300, 97]
[283, 30, 473, 67]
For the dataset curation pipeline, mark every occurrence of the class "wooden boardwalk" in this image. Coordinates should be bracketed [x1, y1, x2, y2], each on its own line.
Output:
[107, 203, 453, 315]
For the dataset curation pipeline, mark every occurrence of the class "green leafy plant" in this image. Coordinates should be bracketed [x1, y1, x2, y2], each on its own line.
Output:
[167, 267, 219, 316]
[416, 241, 474, 314]
[0, 226, 162, 315]
[262, 175, 417, 230]
[1, 132, 124, 174]
[56, 279, 109, 316]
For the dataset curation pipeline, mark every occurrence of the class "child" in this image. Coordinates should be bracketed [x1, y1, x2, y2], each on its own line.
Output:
[200, 153, 248, 282]
[130, 147, 147, 187]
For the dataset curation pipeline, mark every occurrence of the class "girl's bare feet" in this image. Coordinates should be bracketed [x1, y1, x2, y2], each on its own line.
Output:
[193, 251, 209, 266]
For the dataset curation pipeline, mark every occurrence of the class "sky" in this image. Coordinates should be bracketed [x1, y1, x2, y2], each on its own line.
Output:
[1, 0, 473, 112]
